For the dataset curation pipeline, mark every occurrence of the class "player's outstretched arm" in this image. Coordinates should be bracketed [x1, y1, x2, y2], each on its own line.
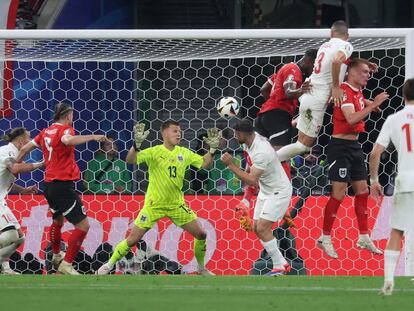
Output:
[125, 146, 138, 164]
[369, 143, 386, 199]
[260, 80, 272, 100]
[15, 141, 38, 163]
[11, 184, 38, 194]
[6, 158, 44, 175]
[62, 134, 107, 146]
[125, 123, 150, 164]
[285, 79, 312, 99]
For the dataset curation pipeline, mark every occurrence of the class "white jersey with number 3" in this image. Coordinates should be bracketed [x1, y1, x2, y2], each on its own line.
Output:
[376, 105, 414, 193]
[310, 38, 353, 88]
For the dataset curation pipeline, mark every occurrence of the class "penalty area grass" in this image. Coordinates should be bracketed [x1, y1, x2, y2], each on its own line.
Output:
[0, 275, 413, 311]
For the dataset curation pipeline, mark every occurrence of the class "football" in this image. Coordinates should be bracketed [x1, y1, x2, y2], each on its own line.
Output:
[217, 96, 240, 118]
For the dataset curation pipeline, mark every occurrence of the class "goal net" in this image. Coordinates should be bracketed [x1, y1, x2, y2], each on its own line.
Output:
[0, 29, 413, 275]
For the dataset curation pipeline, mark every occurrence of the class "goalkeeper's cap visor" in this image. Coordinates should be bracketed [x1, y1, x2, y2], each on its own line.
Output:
[53, 102, 74, 120]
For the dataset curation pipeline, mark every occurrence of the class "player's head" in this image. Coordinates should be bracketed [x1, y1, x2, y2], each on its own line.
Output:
[161, 120, 181, 146]
[346, 58, 371, 88]
[233, 119, 254, 144]
[330, 20, 349, 40]
[301, 48, 318, 76]
[2, 127, 31, 149]
[53, 102, 74, 124]
[403, 78, 414, 103]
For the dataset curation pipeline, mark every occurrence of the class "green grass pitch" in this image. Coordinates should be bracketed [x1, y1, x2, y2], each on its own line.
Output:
[0, 275, 413, 311]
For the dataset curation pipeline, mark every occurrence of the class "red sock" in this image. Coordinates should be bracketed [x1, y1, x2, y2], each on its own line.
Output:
[50, 222, 63, 254]
[64, 228, 87, 263]
[243, 185, 256, 203]
[355, 192, 369, 234]
[323, 197, 342, 235]
[281, 162, 291, 180]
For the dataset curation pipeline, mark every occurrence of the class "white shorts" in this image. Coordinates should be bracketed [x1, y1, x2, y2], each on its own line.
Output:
[253, 192, 291, 222]
[391, 192, 414, 232]
[0, 200, 20, 231]
[296, 88, 331, 138]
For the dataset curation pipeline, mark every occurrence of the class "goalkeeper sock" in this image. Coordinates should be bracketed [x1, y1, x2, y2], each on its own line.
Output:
[355, 193, 369, 234]
[50, 222, 63, 255]
[384, 249, 400, 283]
[277, 141, 310, 162]
[261, 238, 286, 269]
[109, 239, 131, 268]
[194, 238, 207, 270]
[323, 197, 342, 235]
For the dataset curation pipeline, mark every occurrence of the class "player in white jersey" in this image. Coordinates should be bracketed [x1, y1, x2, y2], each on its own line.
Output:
[369, 78, 414, 295]
[0, 127, 43, 274]
[221, 119, 292, 276]
[277, 20, 354, 162]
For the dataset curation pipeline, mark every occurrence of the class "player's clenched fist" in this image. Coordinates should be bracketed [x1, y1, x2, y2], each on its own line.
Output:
[221, 152, 233, 166]
[133, 123, 150, 149]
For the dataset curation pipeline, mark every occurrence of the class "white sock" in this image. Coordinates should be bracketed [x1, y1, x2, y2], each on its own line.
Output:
[0, 243, 18, 264]
[359, 233, 370, 240]
[384, 249, 400, 283]
[321, 234, 331, 242]
[261, 238, 286, 269]
[2, 261, 10, 270]
[277, 141, 310, 162]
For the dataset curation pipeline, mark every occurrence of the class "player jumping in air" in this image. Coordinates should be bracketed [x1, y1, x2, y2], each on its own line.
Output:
[370, 78, 414, 295]
[318, 58, 388, 258]
[98, 120, 220, 275]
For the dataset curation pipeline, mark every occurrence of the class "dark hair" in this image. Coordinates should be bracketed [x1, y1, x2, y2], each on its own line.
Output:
[100, 135, 116, 150]
[331, 20, 348, 36]
[2, 127, 27, 142]
[161, 120, 180, 131]
[403, 78, 414, 101]
[348, 58, 370, 70]
[233, 119, 254, 133]
[304, 49, 318, 60]
[53, 102, 73, 121]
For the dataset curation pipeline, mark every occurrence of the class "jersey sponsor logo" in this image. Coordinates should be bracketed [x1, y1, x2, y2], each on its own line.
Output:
[286, 74, 294, 82]
[339, 168, 347, 178]
[177, 154, 184, 162]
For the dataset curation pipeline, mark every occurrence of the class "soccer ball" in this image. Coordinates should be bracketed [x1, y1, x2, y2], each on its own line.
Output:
[217, 96, 240, 118]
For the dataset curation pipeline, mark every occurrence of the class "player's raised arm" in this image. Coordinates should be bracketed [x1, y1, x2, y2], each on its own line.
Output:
[331, 50, 347, 104]
[221, 152, 263, 186]
[126, 122, 150, 164]
[260, 78, 272, 100]
[61, 134, 107, 146]
[201, 127, 221, 169]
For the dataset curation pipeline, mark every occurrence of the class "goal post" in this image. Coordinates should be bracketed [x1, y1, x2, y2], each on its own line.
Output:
[0, 28, 413, 275]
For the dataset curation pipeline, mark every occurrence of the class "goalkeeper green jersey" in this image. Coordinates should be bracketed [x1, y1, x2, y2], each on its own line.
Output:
[136, 144, 204, 206]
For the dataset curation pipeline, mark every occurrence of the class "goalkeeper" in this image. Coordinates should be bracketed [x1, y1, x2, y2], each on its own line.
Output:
[98, 120, 219, 275]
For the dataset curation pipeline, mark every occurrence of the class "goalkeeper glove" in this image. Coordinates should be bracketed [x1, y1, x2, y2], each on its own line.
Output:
[203, 127, 221, 154]
[133, 123, 149, 150]
[235, 201, 253, 232]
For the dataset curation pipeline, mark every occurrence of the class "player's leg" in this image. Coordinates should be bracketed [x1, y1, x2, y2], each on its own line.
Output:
[381, 192, 414, 295]
[351, 180, 382, 255]
[50, 181, 89, 275]
[50, 214, 65, 269]
[0, 204, 25, 275]
[172, 204, 212, 275]
[276, 94, 325, 162]
[381, 228, 403, 295]
[97, 204, 159, 275]
[254, 194, 291, 276]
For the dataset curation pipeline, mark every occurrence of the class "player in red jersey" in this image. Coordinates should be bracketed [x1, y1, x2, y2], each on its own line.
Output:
[237, 49, 317, 230]
[17, 103, 108, 274]
[317, 58, 388, 258]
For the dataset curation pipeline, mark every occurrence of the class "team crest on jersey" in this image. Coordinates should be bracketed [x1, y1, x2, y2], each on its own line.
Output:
[339, 168, 347, 178]
[177, 154, 184, 162]
[286, 74, 294, 82]
[140, 214, 147, 222]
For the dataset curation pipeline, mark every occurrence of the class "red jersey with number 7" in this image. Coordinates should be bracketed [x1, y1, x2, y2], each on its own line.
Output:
[32, 123, 80, 182]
